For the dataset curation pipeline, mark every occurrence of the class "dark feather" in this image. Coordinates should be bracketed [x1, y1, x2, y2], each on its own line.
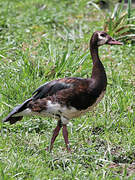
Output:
[32, 77, 103, 111]
[32, 80, 71, 100]
[8, 116, 23, 125]
[54, 78, 104, 110]
[3, 98, 32, 123]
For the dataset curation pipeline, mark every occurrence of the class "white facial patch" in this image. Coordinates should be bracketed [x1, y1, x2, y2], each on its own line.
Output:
[97, 32, 108, 46]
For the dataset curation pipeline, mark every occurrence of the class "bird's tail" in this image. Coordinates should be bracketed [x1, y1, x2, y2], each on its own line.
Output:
[4, 116, 23, 124]
[3, 98, 32, 124]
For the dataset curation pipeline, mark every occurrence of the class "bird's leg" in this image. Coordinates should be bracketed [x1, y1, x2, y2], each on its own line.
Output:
[49, 120, 62, 152]
[62, 124, 71, 152]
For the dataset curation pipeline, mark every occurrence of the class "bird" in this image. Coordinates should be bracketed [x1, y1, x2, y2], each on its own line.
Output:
[3, 31, 122, 152]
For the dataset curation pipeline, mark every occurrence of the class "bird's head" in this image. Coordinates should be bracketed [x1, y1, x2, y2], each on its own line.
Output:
[90, 31, 123, 47]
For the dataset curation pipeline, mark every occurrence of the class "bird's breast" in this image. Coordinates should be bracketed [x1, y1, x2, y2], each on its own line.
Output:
[67, 90, 106, 119]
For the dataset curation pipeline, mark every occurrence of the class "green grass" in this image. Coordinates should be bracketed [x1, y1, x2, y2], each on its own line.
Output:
[0, 0, 135, 179]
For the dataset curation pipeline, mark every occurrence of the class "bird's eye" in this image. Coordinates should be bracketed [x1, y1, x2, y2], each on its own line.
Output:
[100, 33, 106, 38]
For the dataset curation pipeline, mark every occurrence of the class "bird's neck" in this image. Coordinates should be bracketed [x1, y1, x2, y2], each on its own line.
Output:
[90, 44, 107, 86]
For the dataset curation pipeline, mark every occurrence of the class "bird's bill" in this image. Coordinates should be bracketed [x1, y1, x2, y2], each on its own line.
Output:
[107, 38, 123, 45]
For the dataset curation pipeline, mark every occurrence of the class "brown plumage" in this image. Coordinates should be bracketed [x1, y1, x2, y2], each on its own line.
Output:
[3, 31, 122, 152]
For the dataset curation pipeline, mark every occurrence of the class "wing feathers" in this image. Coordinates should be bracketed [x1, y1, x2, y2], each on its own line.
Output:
[32, 81, 71, 100]
[3, 98, 32, 124]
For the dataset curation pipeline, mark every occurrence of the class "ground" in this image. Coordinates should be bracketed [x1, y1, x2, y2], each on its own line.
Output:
[0, 0, 135, 179]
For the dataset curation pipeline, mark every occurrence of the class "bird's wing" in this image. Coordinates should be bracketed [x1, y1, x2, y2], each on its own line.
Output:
[3, 78, 76, 123]
[32, 79, 72, 100]
[32, 77, 98, 110]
